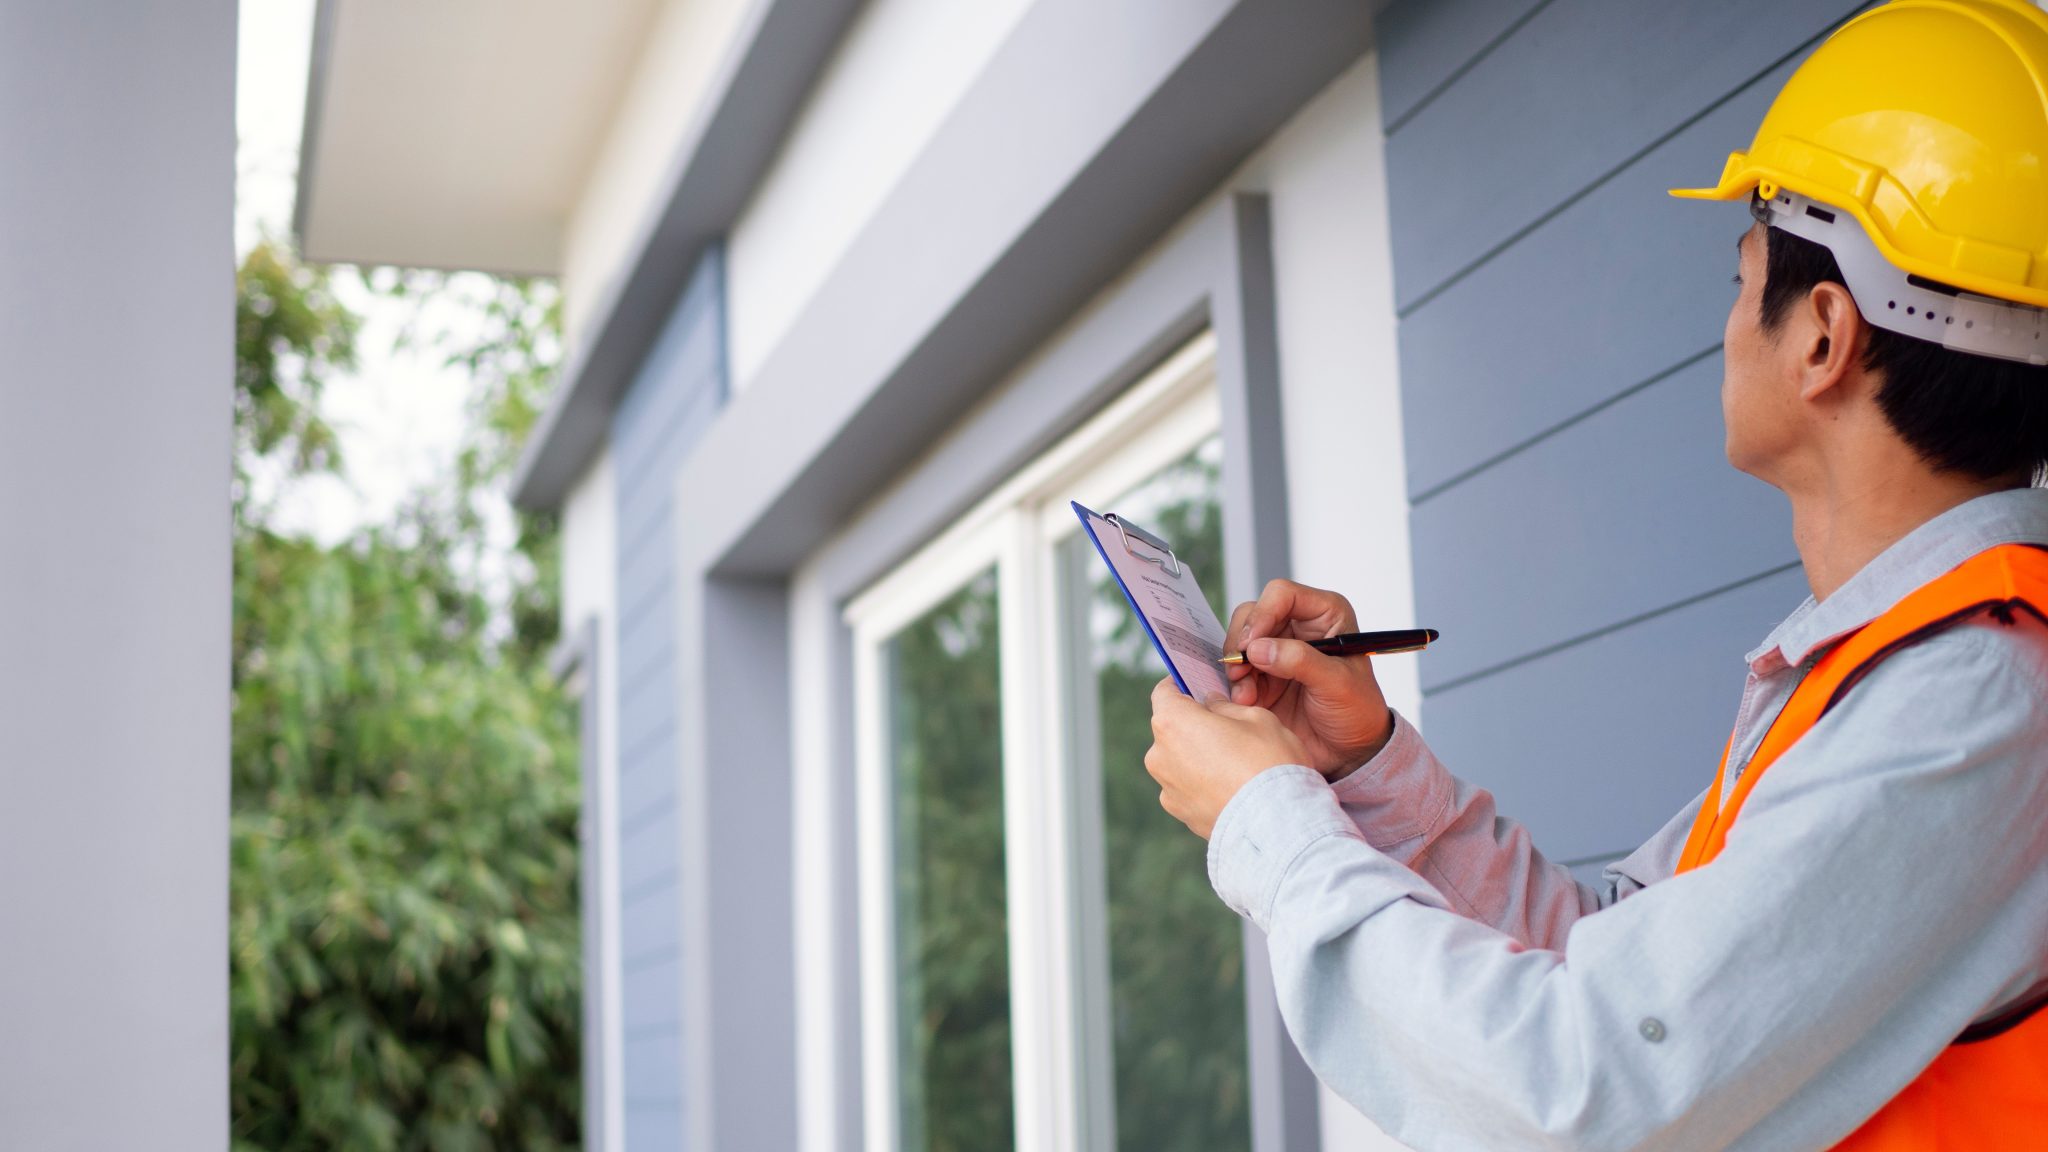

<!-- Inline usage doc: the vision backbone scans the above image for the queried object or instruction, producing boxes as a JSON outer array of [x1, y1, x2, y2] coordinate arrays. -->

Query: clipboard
[[1071, 501, 1233, 701]]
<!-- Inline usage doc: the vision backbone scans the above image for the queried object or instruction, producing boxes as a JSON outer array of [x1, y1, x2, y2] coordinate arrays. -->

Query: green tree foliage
[[234, 242, 356, 505], [229, 240, 582, 1151]]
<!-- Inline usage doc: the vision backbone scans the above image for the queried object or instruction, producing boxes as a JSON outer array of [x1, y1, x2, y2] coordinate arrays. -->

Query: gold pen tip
[[1218, 653, 1247, 666]]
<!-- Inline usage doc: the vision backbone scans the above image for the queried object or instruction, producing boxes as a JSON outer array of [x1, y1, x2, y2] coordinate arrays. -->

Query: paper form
[[1073, 502, 1233, 701]]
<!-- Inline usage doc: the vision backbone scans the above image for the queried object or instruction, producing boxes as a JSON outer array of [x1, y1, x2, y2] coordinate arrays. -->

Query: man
[[1143, 2, 2048, 1147]]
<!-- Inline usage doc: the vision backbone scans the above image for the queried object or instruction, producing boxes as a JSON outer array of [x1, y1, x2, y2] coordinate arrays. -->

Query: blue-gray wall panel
[[622, 1104, 682, 1147], [617, 676, 673, 753], [1395, 58, 1790, 498], [1411, 355, 1794, 689], [618, 607, 679, 702], [620, 810, 680, 895], [617, 726, 675, 803], [622, 874, 683, 963], [1420, 566, 1807, 864], [1384, 0, 1858, 312], [1375, 0, 1547, 131], [623, 1034, 684, 1106], [623, 954, 684, 1031], [614, 272, 725, 474], [619, 523, 680, 609], [611, 248, 726, 1151]]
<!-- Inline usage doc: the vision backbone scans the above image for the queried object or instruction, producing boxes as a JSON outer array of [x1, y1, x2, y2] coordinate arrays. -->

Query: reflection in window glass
[[885, 568, 1014, 1152], [1075, 437, 1250, 1151]]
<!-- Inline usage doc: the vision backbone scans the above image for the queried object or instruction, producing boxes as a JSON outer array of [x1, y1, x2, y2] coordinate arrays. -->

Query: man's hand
[[1145, 678, 1309, 839], [1224, 579, 1395, 780]]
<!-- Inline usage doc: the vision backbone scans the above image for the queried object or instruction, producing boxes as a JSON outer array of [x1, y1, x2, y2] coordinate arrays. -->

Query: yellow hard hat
[[1673, 0, 2048, 335]]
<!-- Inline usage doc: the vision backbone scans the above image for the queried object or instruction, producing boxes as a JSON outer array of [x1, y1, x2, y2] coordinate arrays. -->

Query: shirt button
[[1638, 1017, 1667, 1043]]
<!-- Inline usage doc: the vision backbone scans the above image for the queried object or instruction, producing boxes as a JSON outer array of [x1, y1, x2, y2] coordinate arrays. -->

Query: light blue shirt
[[1207, 488, 2048, 1151]]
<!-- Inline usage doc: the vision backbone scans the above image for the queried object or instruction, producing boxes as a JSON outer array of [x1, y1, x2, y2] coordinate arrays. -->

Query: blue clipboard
[[1071, 501, 1232, 700]]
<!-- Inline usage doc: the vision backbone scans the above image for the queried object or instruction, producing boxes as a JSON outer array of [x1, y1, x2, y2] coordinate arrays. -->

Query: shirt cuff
[[1329, 708, 1422, 796], [1325, 710, 1451, 848], [1207, 763, 1360, 931]]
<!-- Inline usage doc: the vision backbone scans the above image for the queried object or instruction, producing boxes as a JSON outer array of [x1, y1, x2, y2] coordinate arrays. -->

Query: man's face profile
[[1721, 222, 1789, 484]]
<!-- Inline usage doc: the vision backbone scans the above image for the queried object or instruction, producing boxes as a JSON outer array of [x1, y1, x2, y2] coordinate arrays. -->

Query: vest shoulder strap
[[1817, 542, 2048, 720], [1677, 542, 2048, 874]]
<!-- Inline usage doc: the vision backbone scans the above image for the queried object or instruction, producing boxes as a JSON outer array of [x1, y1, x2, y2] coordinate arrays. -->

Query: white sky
[[237, 0, 496, 546]]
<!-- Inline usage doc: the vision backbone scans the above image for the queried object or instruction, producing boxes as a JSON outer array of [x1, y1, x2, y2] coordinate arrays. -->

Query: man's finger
[[1247, 635, 1356, 693], [1151, 677, 1198, 720], [1226, 600, 1257, 647], [1224, 600, 1259, 689], [1202, 696, 1265, 724], [1241, 579, 1355, 650], [1231, 674, 1259, 705]]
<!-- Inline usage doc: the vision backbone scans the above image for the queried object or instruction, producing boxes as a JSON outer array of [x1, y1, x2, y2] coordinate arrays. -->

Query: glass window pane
[[1070, 436, 1250, 1151], [884, 568, 1014, 1152]]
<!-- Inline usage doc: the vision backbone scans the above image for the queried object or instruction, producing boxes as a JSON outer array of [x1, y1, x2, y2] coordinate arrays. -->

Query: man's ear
[[1798, 282, 1864, 402]]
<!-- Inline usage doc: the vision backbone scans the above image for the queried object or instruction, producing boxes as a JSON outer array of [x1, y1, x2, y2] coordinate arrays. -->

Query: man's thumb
[[1247, 636, 1346, 687]]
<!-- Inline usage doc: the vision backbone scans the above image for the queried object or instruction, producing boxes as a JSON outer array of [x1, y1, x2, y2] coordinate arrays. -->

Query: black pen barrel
[[1309, 628, 1439, 656]]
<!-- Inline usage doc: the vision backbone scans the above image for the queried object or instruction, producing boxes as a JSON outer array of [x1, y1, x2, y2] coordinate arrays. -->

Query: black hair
[[1759, 224, 2048, 485]]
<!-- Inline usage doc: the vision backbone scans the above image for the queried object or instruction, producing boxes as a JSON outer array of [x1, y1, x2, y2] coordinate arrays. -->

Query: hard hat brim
[[1667, 150, 1760, 202], [1671, 153, 2048, 311]]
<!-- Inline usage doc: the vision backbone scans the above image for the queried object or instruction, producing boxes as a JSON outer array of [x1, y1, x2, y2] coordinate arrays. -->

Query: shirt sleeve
[[1327, 710, 1666, 949], [1209, 619, 2048, 1151]]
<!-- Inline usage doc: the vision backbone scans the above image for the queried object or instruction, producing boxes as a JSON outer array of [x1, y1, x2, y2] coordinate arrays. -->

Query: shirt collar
[[1746, 487, 2048, 673]]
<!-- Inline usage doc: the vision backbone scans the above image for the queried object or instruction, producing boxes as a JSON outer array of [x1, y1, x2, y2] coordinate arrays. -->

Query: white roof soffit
[[294, 0, 659, 276]]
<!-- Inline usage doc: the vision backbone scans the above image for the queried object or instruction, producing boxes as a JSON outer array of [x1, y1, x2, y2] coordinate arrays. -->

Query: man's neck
[[1788, 462, 2016, 602]]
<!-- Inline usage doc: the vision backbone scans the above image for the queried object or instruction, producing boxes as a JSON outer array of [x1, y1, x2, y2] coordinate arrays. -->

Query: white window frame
[[844, 331, 1222, 1152]]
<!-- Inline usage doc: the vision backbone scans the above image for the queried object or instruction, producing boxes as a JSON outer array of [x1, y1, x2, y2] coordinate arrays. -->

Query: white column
[[0, 3, 235, 1149]]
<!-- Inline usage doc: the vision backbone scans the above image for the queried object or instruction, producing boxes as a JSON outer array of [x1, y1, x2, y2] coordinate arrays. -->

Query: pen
[[1218, 628, 1439, 666]]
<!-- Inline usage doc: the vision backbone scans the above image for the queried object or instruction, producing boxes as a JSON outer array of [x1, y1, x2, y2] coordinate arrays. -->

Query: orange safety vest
[[1676, 543, 2048, 1149]]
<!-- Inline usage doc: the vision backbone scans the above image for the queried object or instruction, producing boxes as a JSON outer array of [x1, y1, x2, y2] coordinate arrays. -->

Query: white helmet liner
[[1755, 188, 2048, 366]]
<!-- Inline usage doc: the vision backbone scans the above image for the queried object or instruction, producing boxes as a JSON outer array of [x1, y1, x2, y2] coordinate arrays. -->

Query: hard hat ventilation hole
[[1803, 205, 1836, 224], [1907, 307, 1917, 315], [1889, 301, 1898, 310]]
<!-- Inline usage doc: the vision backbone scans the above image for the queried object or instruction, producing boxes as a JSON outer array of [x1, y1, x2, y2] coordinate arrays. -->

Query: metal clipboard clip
[[1103, 512, 1181, 578]]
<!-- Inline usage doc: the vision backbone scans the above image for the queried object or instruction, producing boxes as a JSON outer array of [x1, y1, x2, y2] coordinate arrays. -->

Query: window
[[1059, 436, 1249, 1152], [849, 332, 1247, 1151], [885, 568, 1013, 1152]]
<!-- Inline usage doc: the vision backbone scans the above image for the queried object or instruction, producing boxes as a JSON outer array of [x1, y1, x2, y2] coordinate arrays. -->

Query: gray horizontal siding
[[1375, 0, 1545, 131], [1421, 566, 1807, 865], [1396, 54, 1795, 499], [1377, 0, 1855, 866], [1411, 353, 1793, 691], [1386, 0, 1862, 314], [610, 248, 727, 1152]]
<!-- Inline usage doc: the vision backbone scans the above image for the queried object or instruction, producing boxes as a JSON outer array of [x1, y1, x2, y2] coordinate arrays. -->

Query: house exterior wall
[[562, 0, 755, 345], [607, 250, 728, 1151], [549, 3, 1411, 1149], [725, 0, 1036, 390], [0, 3, 234, 1148], [775, 50, 1411, 1150], [1375, 0, 1861, 874]]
